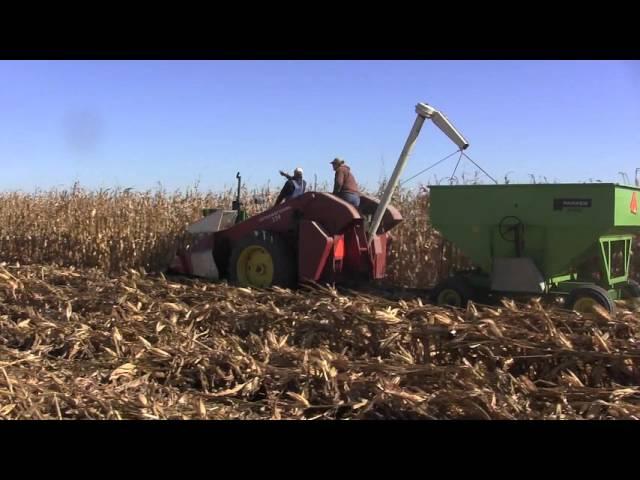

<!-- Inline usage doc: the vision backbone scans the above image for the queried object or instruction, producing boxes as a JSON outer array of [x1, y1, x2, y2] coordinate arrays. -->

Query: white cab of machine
[[190, 251, 220, 279], [183, 209, 238, 280], [187, 209, 238, 234]]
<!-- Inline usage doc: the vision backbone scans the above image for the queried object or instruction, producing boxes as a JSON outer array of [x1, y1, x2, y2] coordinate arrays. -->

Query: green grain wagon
[[429, 183, 640, 313]]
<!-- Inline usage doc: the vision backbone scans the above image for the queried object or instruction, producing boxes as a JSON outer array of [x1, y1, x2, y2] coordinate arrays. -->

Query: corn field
[[1, 182, 639, 287], [0, 182, 463, 287]]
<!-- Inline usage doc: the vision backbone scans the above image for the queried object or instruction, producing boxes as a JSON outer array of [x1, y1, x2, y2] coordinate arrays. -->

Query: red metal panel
[[342, 223, 371, 276], [298, 220, 333, 282], [331, 234, 345, 276], [342, 226, 361, 272], [217, 192, 362, 245], [299, 193, 361, 234], [369, 233, 388, 279], [358, 194, 403, 233], [333, 235, 345, 259]]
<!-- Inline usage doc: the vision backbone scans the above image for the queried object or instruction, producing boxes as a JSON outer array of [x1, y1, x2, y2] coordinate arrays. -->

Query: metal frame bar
[[599, 234, 633, 287]]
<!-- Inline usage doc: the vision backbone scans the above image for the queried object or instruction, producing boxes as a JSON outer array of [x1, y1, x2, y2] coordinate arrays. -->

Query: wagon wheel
[[566, 285, 616, 315], [430, 276, 475, 308]]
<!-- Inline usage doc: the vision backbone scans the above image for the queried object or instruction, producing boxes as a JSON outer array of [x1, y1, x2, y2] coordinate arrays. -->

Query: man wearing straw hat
[[330, 158, 360, 208]]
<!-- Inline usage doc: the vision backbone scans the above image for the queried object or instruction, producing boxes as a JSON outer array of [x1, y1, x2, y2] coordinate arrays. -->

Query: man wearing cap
[[274, 167, 307, 206], [330, 158, 360, 208]]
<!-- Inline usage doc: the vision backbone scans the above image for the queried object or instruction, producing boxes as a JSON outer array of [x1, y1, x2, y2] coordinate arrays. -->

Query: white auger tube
[[367, 103, 469, 243]]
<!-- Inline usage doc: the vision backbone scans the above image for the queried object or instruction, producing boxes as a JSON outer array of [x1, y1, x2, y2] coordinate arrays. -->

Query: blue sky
[[1, 60, 639, 192]]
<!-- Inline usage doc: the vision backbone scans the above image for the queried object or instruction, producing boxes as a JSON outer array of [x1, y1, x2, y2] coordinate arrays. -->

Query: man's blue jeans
[[338, 191, 360, 208]]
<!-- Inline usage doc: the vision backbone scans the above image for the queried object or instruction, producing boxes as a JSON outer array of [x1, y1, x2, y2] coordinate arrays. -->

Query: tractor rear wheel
[[431, 277, 475, 308], [566, 285, 616, 315], [228, 230, 296, 288]]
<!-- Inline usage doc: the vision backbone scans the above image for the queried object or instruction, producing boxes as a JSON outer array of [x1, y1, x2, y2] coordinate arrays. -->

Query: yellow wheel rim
[[236, 245, 274, 288], [437, 289, 463, 307], [573, 297, 598, 313]]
